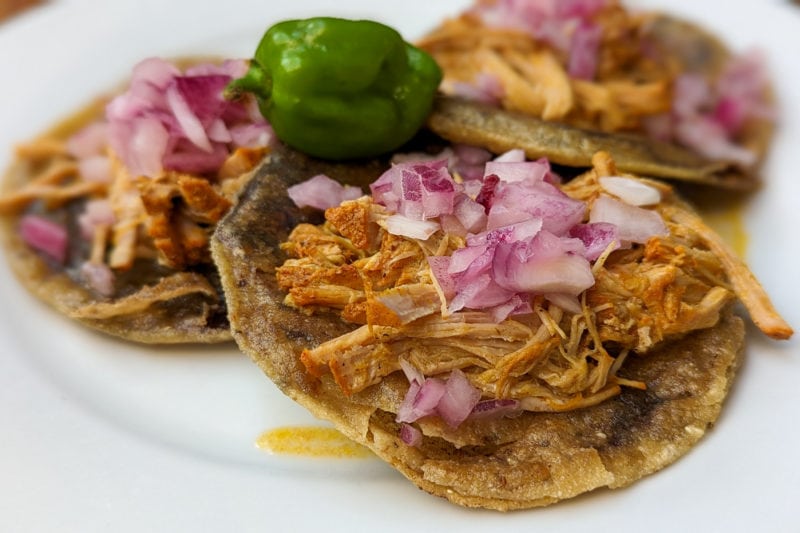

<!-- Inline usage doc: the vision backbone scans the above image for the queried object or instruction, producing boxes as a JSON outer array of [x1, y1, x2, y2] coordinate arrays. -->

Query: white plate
[[1, 1, 798, 531]]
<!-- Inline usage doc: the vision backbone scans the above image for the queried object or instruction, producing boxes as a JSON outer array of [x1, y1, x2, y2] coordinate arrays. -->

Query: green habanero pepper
[[227, 17, 442, 160]]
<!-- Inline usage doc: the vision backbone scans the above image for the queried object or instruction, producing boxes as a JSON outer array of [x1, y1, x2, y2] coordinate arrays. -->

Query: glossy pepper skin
[[228, 17, 442, 160]]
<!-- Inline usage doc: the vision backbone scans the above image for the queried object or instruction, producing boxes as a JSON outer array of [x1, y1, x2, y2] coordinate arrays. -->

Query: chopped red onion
[[287, 174, 363, 211], [674, 115, 757, 167], [77, 156, 112, 184], [599, 176, 661, 206], [77, 199, 115, 240], [166, 82, 213, 152], [484, 160, 549, 183], [106, 57, 271, 177], [229, 123, 274, 149], [590, 195, 668, 244], [568, 21, 602, 80], [399, 423, 422, 446], [80, 262, 115, 297], [67, 122, 109, 159], [372, 161, 457, 221], [472, 0, 608, 80], [453, 194, 487, 233], [427, 256, 457, 300], [488, 180, 585, 234], [19, 215, 68, 263], [395, 362, 483, 430], [492, 231, 595, 296], [396, 377, 446, 423], [399, 358, 425, 386], [385, 215, 440, 240], [447, 73, 505, 105], [436, 369, 482, 428], [492, 148, 526, 163], [568, 222, 619, 261]]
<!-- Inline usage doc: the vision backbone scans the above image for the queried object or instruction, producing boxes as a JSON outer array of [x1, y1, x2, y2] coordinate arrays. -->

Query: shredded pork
[[277, 152, 791, 413], [417, 1, 673, 134]]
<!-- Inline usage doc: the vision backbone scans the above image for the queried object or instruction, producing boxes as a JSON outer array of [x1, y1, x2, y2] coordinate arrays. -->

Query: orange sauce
[[256, 426, 373, 458], [696, 201, 749, 258]]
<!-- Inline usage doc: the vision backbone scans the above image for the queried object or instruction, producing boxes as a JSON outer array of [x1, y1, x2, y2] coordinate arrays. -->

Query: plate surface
[[1, 1, 798, 531]]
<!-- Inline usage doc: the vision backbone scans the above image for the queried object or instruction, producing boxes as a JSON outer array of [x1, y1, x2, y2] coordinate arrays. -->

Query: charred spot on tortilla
[[422, 12, 774, 190], [212, 148, 789, 510]]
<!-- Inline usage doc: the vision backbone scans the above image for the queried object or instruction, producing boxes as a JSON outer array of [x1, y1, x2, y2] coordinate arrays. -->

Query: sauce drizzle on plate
[[256, 426, 373, 459]]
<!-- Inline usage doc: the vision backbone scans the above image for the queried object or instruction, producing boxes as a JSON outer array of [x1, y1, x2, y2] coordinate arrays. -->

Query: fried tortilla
[[0, 56, 279, 344], [211, 148, 776, 510], [423, 13, 774, 190], [0, 101, 232, 343]]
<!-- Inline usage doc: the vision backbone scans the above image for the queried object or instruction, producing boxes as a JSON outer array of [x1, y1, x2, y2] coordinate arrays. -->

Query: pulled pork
[[417, 0, 672, 133], [277, 153, 790, 413]]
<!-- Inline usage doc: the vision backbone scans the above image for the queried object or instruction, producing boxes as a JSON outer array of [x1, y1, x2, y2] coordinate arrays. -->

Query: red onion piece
[[399, 423, 422, 446], [78, 156, 112, 184], [166, 82, 212, 153], [106, 57, 271, 177], [287, 174, 363, 211], [80, 262, 116, 297], [436, 369, 482, 428], [568, 222, 619, 261], [568, 21, 602, 80], [492, 233, 595, 296], [396, 378, 446, 424], [484, 160, 548, 183], [77, 199, 115, 241], [67, 122, 109, 159], [590, 195, 668, 244], [427, 256, 457, 300], [385, 215, 440, 240], [19, 215, 68, 263], [492, 148, 526, 163], [399, 358, 425, 386], [599, 176, 661, 206]]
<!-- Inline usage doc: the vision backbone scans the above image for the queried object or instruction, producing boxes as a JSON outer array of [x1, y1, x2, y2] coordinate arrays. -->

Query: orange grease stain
[[697, 202, 749, 258], [256, 426, 372, 458]]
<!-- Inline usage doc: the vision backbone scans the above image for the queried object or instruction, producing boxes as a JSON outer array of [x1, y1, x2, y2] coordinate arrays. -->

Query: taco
[[419, 2, 774, 189], [212, 145, 791, 510], [0, 57, 272, 343]]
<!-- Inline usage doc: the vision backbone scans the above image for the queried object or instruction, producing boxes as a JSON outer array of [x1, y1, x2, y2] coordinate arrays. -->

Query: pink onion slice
[[106, 57, 271, 177], [67, 122, 109, 159], [396, 378, 446, 424], [19, 214, 68, 263], [568, 222, 619, 261], [371, 161, 457, 221], [80, 261, 116, 297], [77, 199, 115, 241], [399, 423, 422, 446], [590, 195, 668, 244], [436, 369, 482, 428], [287, 174, 363, 211], [396, 362, 483, 430], [77, 156, 112, 184], [385, 215, 440, 240], [166, 82, 213, 153], [598, 176, 661, 206], [568, 21, 602, 80]]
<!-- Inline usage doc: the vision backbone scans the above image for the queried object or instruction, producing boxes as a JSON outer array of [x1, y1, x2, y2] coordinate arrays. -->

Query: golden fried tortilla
[[0, 99, 233, 344], [211, 148, 745, 510]]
